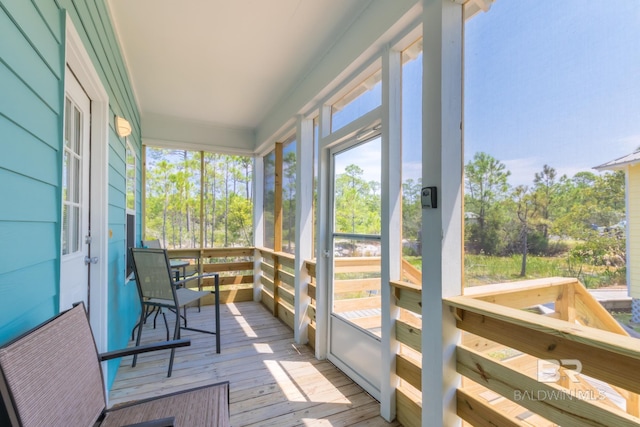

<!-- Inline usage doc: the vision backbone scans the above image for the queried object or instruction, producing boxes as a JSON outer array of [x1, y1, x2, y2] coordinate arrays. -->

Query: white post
[[253, 155, 264, 301], [294, 116, 314, 344], [422, 1, 463, 426], [380, 45, 402, 421]]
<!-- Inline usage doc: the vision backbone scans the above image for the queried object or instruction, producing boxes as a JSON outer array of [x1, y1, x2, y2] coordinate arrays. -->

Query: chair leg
[[131, 305, 153, 340], [215, 274, 221, 353], [131, 320, 139, 341], [132, 309, 145, 367], [162, 311, 170, 341], [167, 308, 181, 377], [183, 306, 188, 328]]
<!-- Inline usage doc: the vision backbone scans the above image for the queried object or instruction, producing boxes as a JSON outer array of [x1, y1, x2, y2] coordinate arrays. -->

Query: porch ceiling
[[106, 0, 372, 144]]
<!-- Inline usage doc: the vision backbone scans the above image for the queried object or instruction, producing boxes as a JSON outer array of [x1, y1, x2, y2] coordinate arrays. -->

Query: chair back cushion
[[0, 304, 105, 427], [131, 248, 176, 302]]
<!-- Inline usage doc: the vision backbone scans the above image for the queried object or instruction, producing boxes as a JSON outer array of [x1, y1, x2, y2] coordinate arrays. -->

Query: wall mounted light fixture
[[115, 116, 132, 137]]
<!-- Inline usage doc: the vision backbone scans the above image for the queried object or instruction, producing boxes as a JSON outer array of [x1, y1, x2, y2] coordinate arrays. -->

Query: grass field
[[405, 254, 626, 289]]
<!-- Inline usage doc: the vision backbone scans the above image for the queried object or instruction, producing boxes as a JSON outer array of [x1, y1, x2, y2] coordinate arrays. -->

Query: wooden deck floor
[[109, 301, 400, 426]]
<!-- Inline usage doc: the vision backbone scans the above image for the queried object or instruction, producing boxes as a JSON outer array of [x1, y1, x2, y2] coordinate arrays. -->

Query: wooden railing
[[165, 248, 640, 425], [305, 259, 317, 349], [446, 277, 640, 426], [257, 248, 296, 329], [391, 280, 423, 427], [166, 247, 254, 304], [304, 256, 386, 339]]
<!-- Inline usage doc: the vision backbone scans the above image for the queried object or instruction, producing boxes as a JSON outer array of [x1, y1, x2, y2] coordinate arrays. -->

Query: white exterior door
[[328, 134, 383, 400], [60, 70, 91, 311]]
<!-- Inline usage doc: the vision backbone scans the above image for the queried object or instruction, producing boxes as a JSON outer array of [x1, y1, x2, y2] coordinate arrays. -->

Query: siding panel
[[109, 204, 126, 226], [1, 0, 62, 78], [0, 8, 60, 110], [96, 0, 139, 125], [0, 297, 57, 345], [0, 61, 59, 145], [0, 261, 58, 335], [0, 222, 57, 275], [83, 0, 135, 123], [0, 114, 58, 184], [0, 170, 57, 222], [33, 0, 63, 43]]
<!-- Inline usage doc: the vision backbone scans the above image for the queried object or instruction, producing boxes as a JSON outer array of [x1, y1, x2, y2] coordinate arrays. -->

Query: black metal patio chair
[[130, 248, 220, 377]]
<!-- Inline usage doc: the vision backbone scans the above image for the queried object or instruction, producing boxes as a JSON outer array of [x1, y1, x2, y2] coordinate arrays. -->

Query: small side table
[[169, 259, 189, 283]]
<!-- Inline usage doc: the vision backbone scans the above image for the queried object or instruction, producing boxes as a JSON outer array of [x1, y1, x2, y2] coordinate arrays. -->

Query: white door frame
[[64, 15, 110, 359]]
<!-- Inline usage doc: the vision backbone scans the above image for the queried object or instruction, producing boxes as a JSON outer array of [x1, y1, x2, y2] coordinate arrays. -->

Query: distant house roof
[[594, 150, 640, 171]]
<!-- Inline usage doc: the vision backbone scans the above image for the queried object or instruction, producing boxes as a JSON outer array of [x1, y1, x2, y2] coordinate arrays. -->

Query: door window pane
[[62, 99, 83, 256]]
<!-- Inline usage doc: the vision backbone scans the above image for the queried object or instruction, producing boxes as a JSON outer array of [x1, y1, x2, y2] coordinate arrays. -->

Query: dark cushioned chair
[[0, 303, 229, 427]]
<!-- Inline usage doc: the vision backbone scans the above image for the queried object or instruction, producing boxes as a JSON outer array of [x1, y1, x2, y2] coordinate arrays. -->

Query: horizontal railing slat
[[396, 319, 421, 353], [456, 388, 524, 427], [333, 296, 380, 313], [446, 296, 640, 396], [397, 353, 421, 392], [457, 345, 639, 427], [334, 278, 380, 294]]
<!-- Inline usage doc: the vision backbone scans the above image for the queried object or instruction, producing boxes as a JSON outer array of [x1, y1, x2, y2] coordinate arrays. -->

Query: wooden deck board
[[109, 301, 399, 426]]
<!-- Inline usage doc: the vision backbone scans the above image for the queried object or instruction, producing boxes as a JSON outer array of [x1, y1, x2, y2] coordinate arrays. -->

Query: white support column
[[294, 116, 314, 344], [422, 1, 463, 426], [315, 104, 332, 359], [253, 155, 265, 302], [380, 46, 402, 422]]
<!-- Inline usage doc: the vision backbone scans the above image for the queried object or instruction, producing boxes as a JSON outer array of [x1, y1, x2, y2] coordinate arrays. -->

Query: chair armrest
[[174, 273, 218, 288], [122, 416, 175, 427], [98, 339, 191, 362]]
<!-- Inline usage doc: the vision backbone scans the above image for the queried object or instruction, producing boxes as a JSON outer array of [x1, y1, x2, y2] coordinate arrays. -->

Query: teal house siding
[[0, 0, 140, 389]]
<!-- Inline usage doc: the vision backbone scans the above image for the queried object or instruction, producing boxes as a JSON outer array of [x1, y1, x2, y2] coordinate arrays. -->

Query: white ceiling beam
[[463, 0, 494, 20]]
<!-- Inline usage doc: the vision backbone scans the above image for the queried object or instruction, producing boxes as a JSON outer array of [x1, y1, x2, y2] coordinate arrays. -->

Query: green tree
[[513, 185, 539, 276], [145, 148, 253, 249], [464, 152, 511, 254], [402, 178, 422, 245], [533, 164, 557, 241], [553, 171, 625, 240], [335, 164, 380, 235]]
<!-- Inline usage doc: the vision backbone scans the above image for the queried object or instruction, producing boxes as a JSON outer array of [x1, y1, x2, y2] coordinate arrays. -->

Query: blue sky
[[465, 0, 640, 187]]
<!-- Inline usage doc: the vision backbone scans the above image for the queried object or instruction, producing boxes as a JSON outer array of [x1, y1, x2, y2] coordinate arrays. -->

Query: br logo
[[537, 359, 582, 383]]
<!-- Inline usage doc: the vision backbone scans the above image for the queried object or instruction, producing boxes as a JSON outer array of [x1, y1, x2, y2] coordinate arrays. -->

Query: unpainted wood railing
[[257, 247, 297, 329], [446, 277, 640, 426], [166, 247, 255, 304], [391, 279, 423, 427], [168, 247, 640, 426]]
